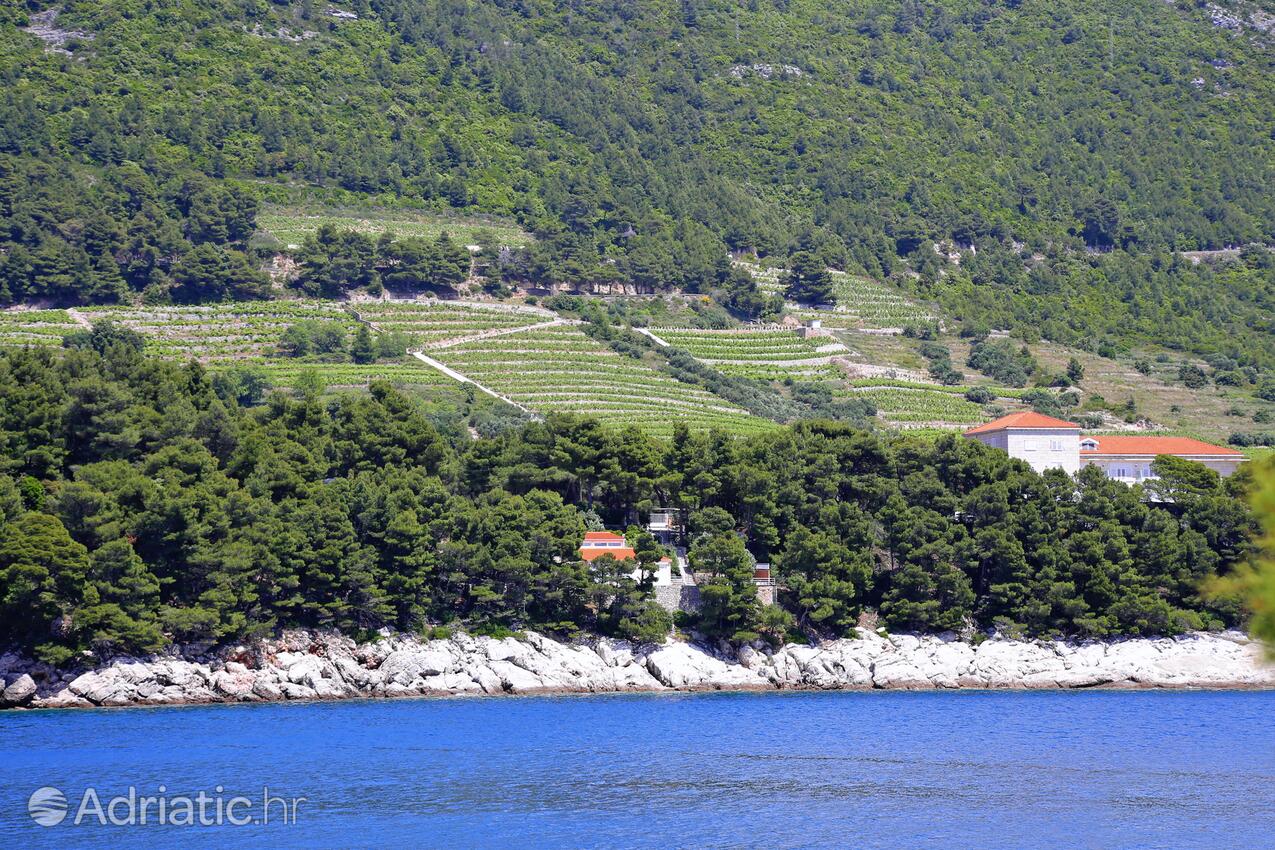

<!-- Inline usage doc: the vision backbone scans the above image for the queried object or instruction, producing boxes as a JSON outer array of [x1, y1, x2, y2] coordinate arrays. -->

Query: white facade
[[967, 427, 1080, 475], [1080, 454, 1244, 483], [628, 557, 676, 587], [966, 415, 1244, 482]]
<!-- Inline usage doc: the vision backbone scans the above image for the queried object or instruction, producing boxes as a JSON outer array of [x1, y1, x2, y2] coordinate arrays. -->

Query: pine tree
[[351, 324, 376, 364]]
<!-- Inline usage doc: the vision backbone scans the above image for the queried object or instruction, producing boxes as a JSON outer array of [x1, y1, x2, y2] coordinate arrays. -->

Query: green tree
[[777, 526, 871, 636], [75, 539, 164, 655], [690, 532, 760, 641], [0, 513, 90, 663], [784, 252, 835, 305], [1066, 357, 1084, 383], [351, 324, 376, 364]]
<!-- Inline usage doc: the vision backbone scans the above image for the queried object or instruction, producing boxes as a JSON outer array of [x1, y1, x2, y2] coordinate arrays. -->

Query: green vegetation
[[0, 343, 1258, 662], [431, 323, 776, 437], [257, 206, 530, 251], [749, 265, 935, 329], [851, 387, 986, 425], [1, 0, 1271, 377], [1221, 460, 1275, 651], [653, 328, 847, 379]]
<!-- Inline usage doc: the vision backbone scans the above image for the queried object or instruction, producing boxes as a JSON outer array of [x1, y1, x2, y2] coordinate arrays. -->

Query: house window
[[1050, 440, 1063, 451], [1023, 439, 1039, 451]]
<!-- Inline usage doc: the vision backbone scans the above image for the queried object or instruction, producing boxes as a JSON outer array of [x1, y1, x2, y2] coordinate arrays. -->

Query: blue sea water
[[1, 690, 1273, 849]]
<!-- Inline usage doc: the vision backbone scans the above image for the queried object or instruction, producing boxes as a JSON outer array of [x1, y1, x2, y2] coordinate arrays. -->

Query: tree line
[[0, 336, 1257, 664]]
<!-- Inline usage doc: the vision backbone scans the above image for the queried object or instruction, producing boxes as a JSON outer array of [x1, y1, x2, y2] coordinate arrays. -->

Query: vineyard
[[0, 310, 82, 347], [0, 298, 1032, 437], [248, 361, 450, 390], [77, 302, 358, 361], [846, 378, 1029, 399], [430, 324, 776, 437], [652, 327, 849, 379], [353, 300, 555, 348], [743, 263, 935, 329], [849, 386, 987, 426], [257, 206, 531, 251]]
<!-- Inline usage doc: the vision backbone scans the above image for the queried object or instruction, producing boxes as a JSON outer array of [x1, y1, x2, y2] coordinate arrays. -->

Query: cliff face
[[2, 629, 1272, 710]]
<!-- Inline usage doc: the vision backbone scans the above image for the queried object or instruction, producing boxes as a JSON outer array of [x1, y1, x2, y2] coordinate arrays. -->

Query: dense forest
[[1, 0, 1273, 366], [0, 334, 1257, 663]]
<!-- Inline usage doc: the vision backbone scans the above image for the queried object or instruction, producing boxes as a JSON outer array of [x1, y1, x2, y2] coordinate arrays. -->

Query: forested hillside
[[0, 336, 1257, 662], [2, 0, 1273, 365]]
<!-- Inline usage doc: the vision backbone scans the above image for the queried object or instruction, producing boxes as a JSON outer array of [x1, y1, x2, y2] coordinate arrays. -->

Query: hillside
[[1, 0, 1273, 373]]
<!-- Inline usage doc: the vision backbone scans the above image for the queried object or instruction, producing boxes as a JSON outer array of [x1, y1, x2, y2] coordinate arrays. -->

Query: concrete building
[[965, 413, 1245, 481], [578, 531, 634, 561], [963, 412, 1082, 475], [1078, 435, 1245, 483], [579, 530, 677, 589]]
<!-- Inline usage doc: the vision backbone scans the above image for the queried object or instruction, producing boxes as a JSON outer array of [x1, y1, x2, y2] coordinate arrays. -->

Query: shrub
[[1178, 364, 1209, 388], [964, 387, 994, 404], [967, 339, 1035, 386]]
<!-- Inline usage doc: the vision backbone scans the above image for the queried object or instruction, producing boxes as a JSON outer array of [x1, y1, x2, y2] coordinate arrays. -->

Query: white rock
[[644, 642, 768, 689], [2, 674, 37, 705], [470, 666, 504, 695], [488, 659, 548, 693], [379, 648, 453, 684]]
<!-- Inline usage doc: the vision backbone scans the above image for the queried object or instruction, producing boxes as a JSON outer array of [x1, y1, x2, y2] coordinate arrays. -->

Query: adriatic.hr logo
[[27, 786, 68, 826], [23, 784, 305, 827]]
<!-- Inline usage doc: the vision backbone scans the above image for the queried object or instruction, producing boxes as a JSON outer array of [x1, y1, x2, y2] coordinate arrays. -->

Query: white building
[[965, 413, 1245, 481], [963, 412, 1081, 475], [579, 530, 676, 587], [1078, 435, 1245, 483]]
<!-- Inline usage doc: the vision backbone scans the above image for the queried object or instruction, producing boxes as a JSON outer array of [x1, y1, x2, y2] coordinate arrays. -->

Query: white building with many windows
[[1078, 435, 1245, 483], [965, 413, 1245, 481], [963, 412, 1082, 475]]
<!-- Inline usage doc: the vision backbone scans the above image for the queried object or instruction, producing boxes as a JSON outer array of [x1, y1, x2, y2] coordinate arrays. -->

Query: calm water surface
[[1, 690, 1272, 848]]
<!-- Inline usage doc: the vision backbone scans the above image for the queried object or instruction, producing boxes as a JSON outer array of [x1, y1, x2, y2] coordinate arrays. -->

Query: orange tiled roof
[[964, 411, 1079, 436], [582, 531, 625, 543], [580, 547, 636, 562], [1079, 435, 1243, 457]]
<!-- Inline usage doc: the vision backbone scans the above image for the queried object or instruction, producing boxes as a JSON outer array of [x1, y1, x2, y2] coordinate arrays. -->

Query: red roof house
[[963, 411, 1080, 436], [579, 531, 635, 562]]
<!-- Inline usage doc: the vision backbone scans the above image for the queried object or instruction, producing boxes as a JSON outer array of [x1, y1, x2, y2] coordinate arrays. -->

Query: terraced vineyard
[[431, 324, 775, 436], [354, 301, 554, 348], [743, 263, 935, 329], [249, 361, 450, 390], [848, 386, 987, 426], [257, 206, 531, 250], [78, 302, 358, 362], [653, 327, 849, 380], [0, 310, 82, 346]]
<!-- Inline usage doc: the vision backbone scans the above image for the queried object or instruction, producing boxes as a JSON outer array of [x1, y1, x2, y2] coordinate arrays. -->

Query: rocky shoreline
[[2, 628, 1272, 710]]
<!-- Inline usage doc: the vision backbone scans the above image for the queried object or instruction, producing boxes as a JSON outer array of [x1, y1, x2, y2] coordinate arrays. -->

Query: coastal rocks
[[1, 673, 36, 706], [643, 642, 767, 690], [3, 628, 1272, 710]]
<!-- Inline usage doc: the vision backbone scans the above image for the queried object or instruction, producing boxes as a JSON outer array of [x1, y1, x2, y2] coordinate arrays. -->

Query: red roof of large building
[[581, 547, 636, 562], [582, 531, 626, 544], [1079, 435, 1243, 457], [964, 411, 1079, 436], [580, 530, 634, 561]]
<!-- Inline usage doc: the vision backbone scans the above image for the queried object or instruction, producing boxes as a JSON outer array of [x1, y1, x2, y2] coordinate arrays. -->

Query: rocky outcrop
[[1, 628, 1270, 710]]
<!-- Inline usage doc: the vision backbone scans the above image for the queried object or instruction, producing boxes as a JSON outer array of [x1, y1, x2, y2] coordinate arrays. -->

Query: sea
[[2, 690, 1272, 849]]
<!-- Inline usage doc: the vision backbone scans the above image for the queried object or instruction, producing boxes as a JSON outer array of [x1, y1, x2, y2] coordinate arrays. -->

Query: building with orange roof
[[1079, 435, 1244, 483], [964, 412, 1245, 482], [578, 531, 635, 562], [963, 412, 1082, 474], [579, 530, 681, 589]]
